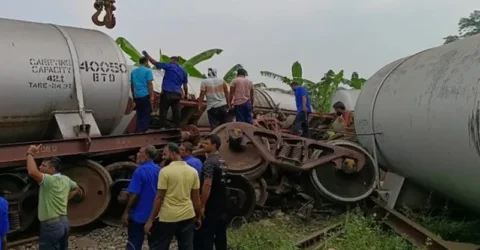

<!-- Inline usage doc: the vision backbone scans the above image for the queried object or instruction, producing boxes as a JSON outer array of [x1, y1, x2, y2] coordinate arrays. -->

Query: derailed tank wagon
[[355, 33, 480, 214]]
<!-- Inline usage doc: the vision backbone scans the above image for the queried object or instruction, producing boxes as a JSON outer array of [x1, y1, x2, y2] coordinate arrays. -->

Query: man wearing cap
[[229, 68, 254, 124], [142, 51, 189, 129], [197, 68, 230, 130]]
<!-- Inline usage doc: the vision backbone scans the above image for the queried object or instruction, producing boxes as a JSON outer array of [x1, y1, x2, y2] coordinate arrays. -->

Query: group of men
[[0, 135, 228, 250], [122, 135, 228, 250], [131, 50, 258, 132], [131, 50, 316, 137]]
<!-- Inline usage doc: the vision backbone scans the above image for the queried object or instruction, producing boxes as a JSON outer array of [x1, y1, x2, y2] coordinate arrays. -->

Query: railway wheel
[[226, 174, 256, 219], [63, 160, 112, 227], [211, 122, 270, 179], [251, 178, 268, 206], [0, 174, 37, 233], [309, 140, 379, 203], [101, 161, 137, 227]]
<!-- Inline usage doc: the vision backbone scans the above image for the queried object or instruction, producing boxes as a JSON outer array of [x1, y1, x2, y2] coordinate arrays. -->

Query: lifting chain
[[91, 0, 117, 29]]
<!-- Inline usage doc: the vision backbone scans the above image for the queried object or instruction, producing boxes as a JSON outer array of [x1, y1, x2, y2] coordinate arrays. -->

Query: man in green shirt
[[26, 144, 79, 250]]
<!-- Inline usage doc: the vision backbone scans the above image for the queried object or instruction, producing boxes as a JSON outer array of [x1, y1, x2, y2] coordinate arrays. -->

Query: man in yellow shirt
[[144, 143, 202, 250]]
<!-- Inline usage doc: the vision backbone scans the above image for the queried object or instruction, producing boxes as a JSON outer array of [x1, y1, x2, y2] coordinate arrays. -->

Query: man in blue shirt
[[122, 145, 160, 250], [142, 51, 189, 129], [0, 189, 8, 250], [291, 82, 312, 138], [180, 142, 203, 176], [131, 57, 155, 133]]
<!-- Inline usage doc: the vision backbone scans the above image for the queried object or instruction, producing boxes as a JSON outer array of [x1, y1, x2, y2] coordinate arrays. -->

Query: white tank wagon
[[354, 34, 480, 213], [0, 18, 130, 143]]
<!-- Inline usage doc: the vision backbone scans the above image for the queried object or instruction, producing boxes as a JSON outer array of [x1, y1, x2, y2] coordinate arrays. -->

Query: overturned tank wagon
[[355, 33, 480, 213]]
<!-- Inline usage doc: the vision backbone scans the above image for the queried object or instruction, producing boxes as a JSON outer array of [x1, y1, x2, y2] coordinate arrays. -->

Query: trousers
[[127, 218, 148, 250], [158, 91, 182, 128], [193, 214, 227, 250], [148, 218, 194, 250], [293, 111, 309, 138], [135, 95, 152, 133], [39, 216, 69, 250], [234, 101, 253, 124], [207, 105, 228, 130]]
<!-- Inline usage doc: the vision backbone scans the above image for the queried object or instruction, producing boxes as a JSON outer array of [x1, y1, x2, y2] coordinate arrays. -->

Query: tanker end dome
[[0, 18, 130, 143], [354, 33, 480, 213]]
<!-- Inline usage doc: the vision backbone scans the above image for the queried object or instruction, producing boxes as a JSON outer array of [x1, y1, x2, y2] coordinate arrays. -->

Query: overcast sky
[[1, 0, 477, 89]]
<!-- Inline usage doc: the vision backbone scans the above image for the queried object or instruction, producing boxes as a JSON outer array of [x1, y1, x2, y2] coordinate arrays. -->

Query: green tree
[[444, 10, 480, 44], [115, 37, 223, 78], [260, 61, 315, 85]]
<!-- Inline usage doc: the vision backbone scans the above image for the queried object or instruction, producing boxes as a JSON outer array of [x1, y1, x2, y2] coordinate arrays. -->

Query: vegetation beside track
[[402, 204, 480, 245], [227, 209, 419, 250]]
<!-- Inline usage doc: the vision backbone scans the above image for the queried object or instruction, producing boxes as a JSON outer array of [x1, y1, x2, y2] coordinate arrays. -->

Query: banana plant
[[158, 48, 223, 78], [260, 61, 315, 86], [116, 37, 142, 65], [115, 37, 223, 78], [253, 82, 294, 94], [341, 72, 367, 89], [223, 64, 243, 83], [304, 70, 345, 112]]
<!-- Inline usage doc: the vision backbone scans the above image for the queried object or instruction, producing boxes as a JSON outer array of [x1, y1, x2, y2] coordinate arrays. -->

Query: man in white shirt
[[197, 68, 230, 130]]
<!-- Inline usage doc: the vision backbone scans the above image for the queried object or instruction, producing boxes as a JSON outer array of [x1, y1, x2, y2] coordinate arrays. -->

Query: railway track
[[295, 198, 480, 250], [7, 236, 39, 248], [6, 223, 109, 249], [296, 222, 344, 250], [8, 199, 480, 250]]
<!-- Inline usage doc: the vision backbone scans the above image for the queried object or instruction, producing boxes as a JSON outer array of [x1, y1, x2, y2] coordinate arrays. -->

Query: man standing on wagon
[[229, 68, 254, 124], [290, 81, 312, 138], [131, 56, 155, 133], [142, 51, 189, 129]]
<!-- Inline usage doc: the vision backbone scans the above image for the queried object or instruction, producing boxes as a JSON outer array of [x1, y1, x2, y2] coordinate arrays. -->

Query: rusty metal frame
[[224, 123, 365, 172], [0, 129, 196, 166]]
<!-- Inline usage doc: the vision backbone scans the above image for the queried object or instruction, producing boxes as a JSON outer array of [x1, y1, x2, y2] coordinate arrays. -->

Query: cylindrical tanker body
[[355, 34, 480, 213], [0, 18, 130, 143]]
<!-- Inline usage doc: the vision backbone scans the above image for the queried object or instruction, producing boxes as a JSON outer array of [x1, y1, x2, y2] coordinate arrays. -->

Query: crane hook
[[91, 0, 117, 29]]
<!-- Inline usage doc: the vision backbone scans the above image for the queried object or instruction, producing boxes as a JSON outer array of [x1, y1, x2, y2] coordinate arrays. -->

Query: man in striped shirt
[[197, 68, 230, 130]]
